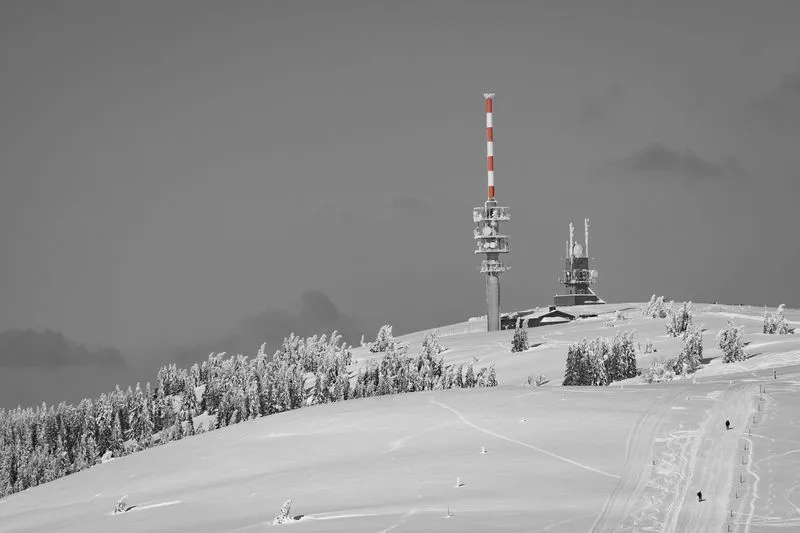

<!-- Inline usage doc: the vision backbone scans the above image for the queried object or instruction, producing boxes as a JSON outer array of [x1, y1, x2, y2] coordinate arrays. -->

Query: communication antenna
[[473, 93, 510, 331]]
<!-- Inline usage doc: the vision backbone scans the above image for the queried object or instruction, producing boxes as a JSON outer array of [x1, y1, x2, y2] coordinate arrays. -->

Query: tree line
[[0, 327, 496, 498]]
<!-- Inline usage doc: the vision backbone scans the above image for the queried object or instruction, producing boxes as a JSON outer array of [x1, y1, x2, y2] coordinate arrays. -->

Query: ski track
[[430, 399, 619, 479], [732, 379, 800, 532], [590, 388, 686, 533], [385, 423, 452, 453], [531, 513, 597, 532]]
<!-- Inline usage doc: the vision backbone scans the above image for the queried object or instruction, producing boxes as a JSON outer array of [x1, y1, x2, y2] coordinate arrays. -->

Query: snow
[[1, 302, 799, 532]]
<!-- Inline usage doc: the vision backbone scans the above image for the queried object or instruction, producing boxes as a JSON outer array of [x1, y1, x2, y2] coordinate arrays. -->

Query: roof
[[502, 308, 576, 321]]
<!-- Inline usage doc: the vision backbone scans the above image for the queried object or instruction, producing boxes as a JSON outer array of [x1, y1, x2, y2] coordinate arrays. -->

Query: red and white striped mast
[[485, 93, 495, 200], [473, 93, 510, 332]]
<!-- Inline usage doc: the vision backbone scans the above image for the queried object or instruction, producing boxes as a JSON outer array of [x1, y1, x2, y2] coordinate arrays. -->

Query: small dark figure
[[774, 370, 777, 380], [725, 420, 730, 430], [697, 491, 704, 502]]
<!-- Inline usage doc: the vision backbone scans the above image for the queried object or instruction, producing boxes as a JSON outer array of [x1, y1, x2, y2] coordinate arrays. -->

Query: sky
[[1, 0, 799, 408]]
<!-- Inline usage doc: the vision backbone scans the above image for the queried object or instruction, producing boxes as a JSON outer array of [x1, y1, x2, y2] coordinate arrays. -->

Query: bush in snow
[[273, 499, 294, 524], [511, 321, 529, 353], [526, 374, 549, 386], [763, 304, 794, 335], [666, 301, 693, 337], [638, 339, 656, 354], [717, 320, 746, 363], [642, 295, 669, 319], [642, 358, 676, 383], [114, 495, 129, 514], [369, 325, 394, 353]]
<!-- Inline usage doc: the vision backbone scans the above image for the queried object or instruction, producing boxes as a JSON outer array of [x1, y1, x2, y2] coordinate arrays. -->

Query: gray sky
[[2, 0, 799, 407]]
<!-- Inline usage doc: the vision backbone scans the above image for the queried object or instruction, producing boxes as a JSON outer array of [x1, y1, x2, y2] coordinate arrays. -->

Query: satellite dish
[[573, 243, 584, 257], [482, 225, 493, 236], [590, 270, 598, 279]]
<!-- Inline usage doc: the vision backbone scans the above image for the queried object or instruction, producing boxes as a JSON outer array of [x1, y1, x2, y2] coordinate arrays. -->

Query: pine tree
[[666, 301, 693, 337], [485, 364, 498, 387], [127, 383, 154, 448], [172, 414, 183, 441], [511, 322, 529, 353], [369, 325, 394, 353], [85, 434, 98, 466], [464, 364, 476, 387], [674, 325, 703, 375], [110, 411, 124, 457], [183, 412, 195, 437], [718, 320, 745, 363], [586, 338, 609, 386]]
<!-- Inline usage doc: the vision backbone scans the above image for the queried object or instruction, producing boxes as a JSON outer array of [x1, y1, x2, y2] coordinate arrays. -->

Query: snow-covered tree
[[666, 301, 693, 337], [717, 320, 746, 363], [127, 383, 153, 448], [642, 294, 669, 319], [511, 321, 529, 353], [674, 325, 703, 375], [763, 304, 794, 335], [369, 325, 394, 353]]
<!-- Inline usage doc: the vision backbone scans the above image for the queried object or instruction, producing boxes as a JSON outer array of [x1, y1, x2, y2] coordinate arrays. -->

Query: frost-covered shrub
[[763, 304, 794, 335], [114, 495, 129, 514], [642, 358, 676, 383], [369, 325, 394, 353], [639, 340, 656, 354], [273, 499, 294, 525], [526, 374, 549, 386], [717, 320, 746, 363], [666, 301, 693, 337], [674, 325, 703, 375], [643, 295, 669, 319], [511, 322, 529, 353]]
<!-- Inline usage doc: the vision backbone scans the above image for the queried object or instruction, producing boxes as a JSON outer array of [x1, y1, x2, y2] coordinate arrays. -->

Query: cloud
[[166, 290, 364, 367], [610, 142, 748, 181], [747, 66, 800, 135], [579, 83, 625, 125], [0, 329, 126, 368]]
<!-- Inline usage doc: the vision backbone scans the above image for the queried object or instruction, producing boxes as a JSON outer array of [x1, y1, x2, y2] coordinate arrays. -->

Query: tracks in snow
[[430, 399, 619, 479], [590, 387, 687, 533]]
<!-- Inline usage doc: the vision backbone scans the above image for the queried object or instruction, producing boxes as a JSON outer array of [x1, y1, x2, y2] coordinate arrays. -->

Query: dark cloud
[[610, 143, 748, 181], [747, 67, 800, 135], [166, 290, 364, 367], [578, 83, 625, 125], [0, 329, 126, 368]]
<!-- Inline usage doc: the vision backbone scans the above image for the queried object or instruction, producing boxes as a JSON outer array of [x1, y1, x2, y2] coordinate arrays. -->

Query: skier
[[725, 420, 730, 430], [697, 491, 703, 502]]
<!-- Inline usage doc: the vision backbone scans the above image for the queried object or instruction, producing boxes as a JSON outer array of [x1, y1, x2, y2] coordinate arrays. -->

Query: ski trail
[[385, 423, 453, 453], [430, 399, 619, 479], [590, 388, 686, 532]]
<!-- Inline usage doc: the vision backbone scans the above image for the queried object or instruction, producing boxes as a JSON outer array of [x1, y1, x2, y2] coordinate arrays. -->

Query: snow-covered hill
[[1, 302, 799, 533]]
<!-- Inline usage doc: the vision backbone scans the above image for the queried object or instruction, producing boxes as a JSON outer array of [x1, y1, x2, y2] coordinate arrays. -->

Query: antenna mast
[[473, 93, 510, 331]]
